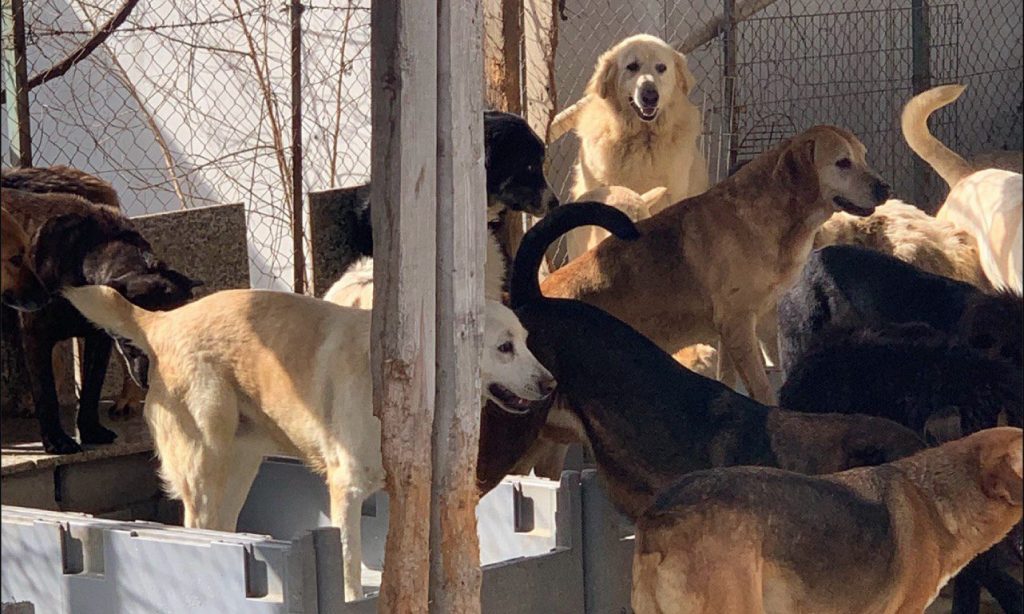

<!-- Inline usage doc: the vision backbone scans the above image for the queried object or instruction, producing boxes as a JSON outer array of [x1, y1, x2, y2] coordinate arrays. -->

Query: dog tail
[[901, 84, 974, 188], [509, 202, 639, 308], [63, 285, 158, 354]]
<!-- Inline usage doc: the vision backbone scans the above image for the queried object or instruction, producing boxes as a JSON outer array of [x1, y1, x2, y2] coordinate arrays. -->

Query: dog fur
[[1, 208, 48, 312], [508, 203, 923, 521], [64, 285, 554, 600], [902, 84, 1023, 293], [1, 189, 198, 453], [564, 185, 667, 262], [632, 427, 1023, 614], [543, 125, 891, 405], [778, 245, 1023, 374], [815, 199, 991, 289], [571, 34, 708, 206]]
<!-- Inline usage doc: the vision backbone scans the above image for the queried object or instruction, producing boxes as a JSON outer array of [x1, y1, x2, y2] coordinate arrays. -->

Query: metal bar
[[290, 0, 306, 294], [2, 0, 33, 166], [911, 0, 932, 204], [722, 0, 738, 171]]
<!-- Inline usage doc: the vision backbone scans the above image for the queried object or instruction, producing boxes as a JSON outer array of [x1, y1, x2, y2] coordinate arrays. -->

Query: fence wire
[[547, 0, 1022, 210], [3, 0, 1021, 289], [3, 0, 371, 290]]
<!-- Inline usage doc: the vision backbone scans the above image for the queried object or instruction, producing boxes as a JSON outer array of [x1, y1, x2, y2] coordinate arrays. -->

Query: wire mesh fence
[[2, 0, 371, 290], [546, 0, 1022, 210], [3, 0, 1021, 289]]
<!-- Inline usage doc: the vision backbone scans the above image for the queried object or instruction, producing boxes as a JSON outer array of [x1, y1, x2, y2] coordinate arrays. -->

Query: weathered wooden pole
[[370, 0, 439, 610], [371, 0, 486, 610], [430, 0, 486, 609]]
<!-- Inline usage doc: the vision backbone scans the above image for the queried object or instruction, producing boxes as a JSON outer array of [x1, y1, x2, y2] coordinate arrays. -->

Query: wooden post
[[370, 0, 438, 610], [2, 0, 32, 166], [290, 0, 306, 293], [430, 0, 486, 608]]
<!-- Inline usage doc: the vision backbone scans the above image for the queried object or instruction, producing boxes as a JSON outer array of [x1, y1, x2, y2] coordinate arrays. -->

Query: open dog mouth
[[833, 196, 876, 217], [488, 383, 543, 415], [629, 99, 659, 122]]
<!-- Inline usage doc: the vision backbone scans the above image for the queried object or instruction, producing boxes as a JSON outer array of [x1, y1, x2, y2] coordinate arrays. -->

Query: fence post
[[290, 0, 306, 293], [2, 0, 32, 166], [370, 0, 438, 609], [911, 0, 932, 205], [721, 0, 738, 172], [430, 0, 487, 608]]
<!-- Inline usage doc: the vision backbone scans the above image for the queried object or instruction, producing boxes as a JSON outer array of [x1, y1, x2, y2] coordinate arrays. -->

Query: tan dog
[[632, 427, 1023, 614], [902, 84, 1023, 293], [571, 34, 708, 204], [64, 285, 554, 600], [544, 125, 890, 404], [0, 208, 48, 311], [815, 198, 991, 289]]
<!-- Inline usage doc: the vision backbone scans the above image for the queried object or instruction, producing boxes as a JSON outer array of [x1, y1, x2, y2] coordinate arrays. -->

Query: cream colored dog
[[64, 285, 554, 601], [571, 34, 709, 204], [903, 84, 1023, 292], [815, 199, 991, 289], [564, 185, 667, 261]]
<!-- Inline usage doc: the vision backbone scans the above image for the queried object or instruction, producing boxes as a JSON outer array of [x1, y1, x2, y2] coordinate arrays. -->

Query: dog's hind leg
[[215, 434, 268, 532], [327, 466, 367, 601], [77, 332, 118, 445]]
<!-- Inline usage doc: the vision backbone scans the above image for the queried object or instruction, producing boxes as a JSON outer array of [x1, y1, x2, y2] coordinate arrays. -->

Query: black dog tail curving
[[509, 202, 639, 309]]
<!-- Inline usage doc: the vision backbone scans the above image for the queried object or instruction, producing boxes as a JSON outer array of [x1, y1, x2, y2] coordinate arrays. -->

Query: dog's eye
[[655, 63, 667, 74], [626, 62, 639, 72], [835, 158, 852, 169], [498, 341, 514, 354]]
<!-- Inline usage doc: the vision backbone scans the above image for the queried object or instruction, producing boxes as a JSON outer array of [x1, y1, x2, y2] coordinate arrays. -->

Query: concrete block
[[308, 185, 370, 297]]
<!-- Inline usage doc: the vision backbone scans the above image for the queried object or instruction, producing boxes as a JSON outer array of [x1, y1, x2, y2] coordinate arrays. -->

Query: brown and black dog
[[633, 427, 1023, 614], [508, 203, 923, 520], [1, 182, 199, 454], [1, 208, 48, 311]]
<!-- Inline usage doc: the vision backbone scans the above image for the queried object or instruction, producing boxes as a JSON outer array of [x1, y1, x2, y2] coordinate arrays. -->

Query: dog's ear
[[981, 437, 1023, 506], [589, 50, 619, 100], [31, 213, 98, 286], [773, 138, 820, 202], [673, 51, 696, 96]]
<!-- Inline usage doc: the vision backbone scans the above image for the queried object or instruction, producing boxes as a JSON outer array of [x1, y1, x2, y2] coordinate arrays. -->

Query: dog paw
[[42, 431, 83, 455], [108, 401, 139, 422], [79, 423, 118, 445]]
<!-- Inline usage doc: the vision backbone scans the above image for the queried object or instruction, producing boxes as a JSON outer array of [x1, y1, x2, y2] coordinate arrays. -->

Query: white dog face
[[482, 300, 556, 414], [589, 34, 695, 123]]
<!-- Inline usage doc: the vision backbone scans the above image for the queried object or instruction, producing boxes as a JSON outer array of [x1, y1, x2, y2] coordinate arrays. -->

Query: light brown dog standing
[[632, 427, 1023, 614], [543, 125, 890, 404]]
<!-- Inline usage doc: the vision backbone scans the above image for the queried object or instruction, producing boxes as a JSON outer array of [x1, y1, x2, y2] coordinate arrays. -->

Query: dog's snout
[[537, 375, 557, 397], [639, 86, 659, 108], [872, 180, 892, 203]]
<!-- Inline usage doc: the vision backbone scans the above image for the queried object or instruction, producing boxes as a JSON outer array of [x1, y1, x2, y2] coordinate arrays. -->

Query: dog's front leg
[[78, 332, 117, 445], [717, 312, 777, 405], [328, 471, 366, 601], [19, 313, 81, 454]]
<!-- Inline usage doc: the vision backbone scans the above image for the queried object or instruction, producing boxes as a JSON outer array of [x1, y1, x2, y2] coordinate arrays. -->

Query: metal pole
[[290, 0, 306, 293], [911, 0, 932, 205], [2, 0, 33, 166], [722, 0, 738, 172]]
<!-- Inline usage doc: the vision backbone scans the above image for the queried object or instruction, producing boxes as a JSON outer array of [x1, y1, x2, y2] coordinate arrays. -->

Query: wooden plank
[[430, 0, 486, 609], [370, 0, 438, 610]]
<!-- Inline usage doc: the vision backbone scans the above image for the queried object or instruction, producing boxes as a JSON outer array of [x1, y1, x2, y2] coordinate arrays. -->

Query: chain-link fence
[[2, 0, 371, 290], [547, 0, 1023, 210]]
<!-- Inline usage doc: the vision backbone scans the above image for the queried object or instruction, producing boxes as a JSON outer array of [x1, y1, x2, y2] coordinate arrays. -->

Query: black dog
[[779, 244, 1023, 372], [14, 203, 199, 454], [338, 110, 558, 276], [780, 324, 1023, 435], [508, 203, 924, 520]]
